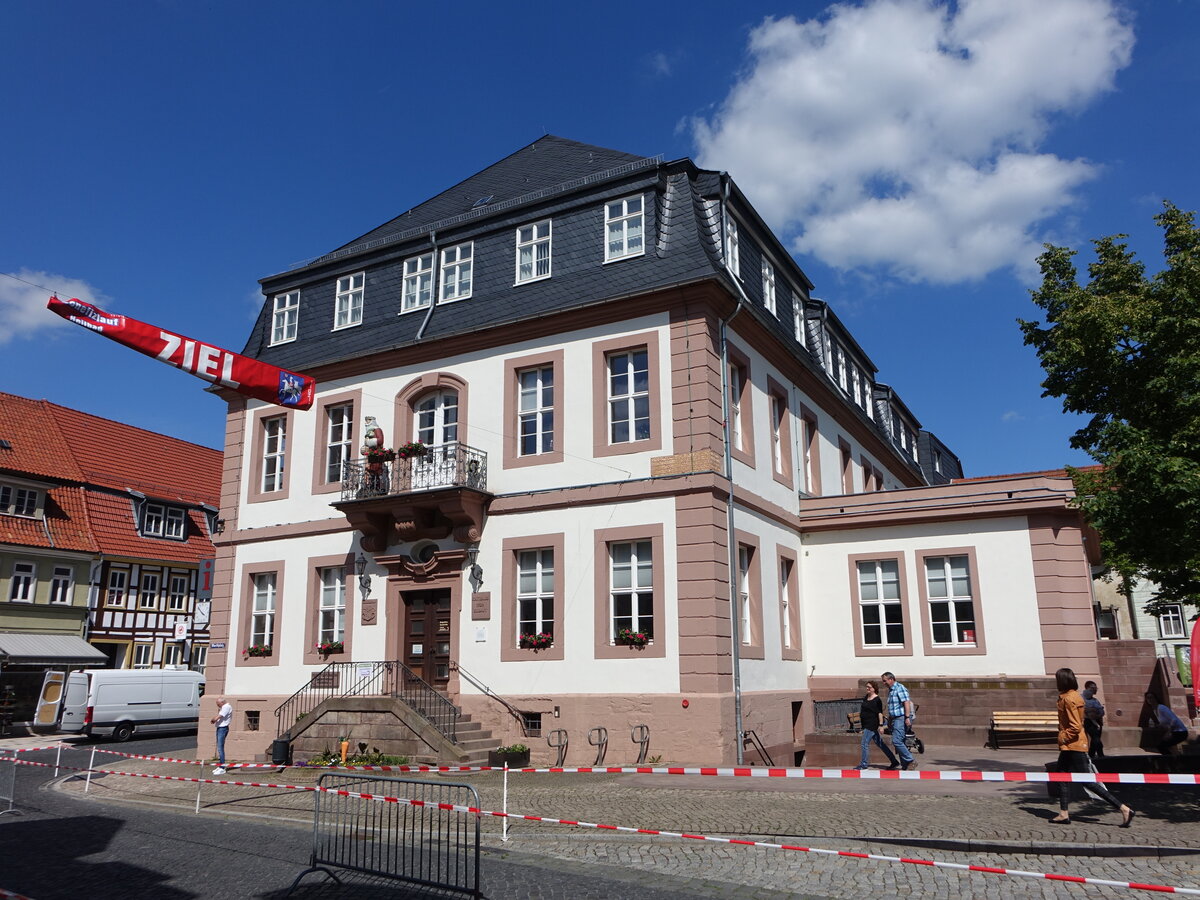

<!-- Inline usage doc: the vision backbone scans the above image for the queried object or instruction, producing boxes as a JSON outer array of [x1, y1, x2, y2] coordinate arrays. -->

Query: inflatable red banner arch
[[47, 297, 315, 410]]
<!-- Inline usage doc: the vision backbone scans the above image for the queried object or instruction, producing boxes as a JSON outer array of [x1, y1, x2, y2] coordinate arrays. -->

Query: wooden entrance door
[[402, 589, 452, 687]]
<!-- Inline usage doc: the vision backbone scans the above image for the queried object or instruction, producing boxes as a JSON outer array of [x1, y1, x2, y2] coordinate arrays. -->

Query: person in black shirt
[[856, 680, 899, 770]]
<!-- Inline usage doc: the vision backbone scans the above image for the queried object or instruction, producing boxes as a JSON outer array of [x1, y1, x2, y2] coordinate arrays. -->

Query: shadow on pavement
[[0, 814, 194, 899]]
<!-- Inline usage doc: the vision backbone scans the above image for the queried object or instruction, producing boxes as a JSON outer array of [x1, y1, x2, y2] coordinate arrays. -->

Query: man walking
[[211, 696, 232, 776], [882, 671, 917, 770]]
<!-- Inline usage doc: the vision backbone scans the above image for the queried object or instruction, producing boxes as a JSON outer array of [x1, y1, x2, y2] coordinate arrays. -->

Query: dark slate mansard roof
[[244, 135, 953, 482]]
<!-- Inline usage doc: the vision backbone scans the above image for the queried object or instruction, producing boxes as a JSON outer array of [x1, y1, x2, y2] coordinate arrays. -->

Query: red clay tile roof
[[951, 464, 1102, 483], [84, 491, 213, 562], [1, 391, 219, 559], [0, 393, 87, 482]]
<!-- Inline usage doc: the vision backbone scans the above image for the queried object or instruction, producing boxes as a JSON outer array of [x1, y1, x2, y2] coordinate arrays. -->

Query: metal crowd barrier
[[0, 751, 16, 816], [287, 774, 481, 898]]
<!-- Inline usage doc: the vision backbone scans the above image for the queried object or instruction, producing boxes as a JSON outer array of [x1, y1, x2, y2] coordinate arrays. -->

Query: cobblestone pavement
[[6, 738, 1200, 899]]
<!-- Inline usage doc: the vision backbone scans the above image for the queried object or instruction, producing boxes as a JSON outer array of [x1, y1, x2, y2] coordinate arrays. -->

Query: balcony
[[332, 442, 491, 550]]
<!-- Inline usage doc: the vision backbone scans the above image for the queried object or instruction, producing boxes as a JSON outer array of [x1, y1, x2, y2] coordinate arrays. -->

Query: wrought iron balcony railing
[[340, 442, 488, 502]]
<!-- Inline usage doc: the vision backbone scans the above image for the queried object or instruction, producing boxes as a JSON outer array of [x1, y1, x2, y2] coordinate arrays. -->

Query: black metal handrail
[[275, 659, 459, 744], [340, 442, 488, 502], [453, 661, 529, 736]]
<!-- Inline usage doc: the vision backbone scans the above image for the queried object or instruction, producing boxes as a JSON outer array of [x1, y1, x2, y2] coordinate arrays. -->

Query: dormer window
[[142, 502, 188, 540], [0, 483, 38, 518], [271, 291, 299, 345]]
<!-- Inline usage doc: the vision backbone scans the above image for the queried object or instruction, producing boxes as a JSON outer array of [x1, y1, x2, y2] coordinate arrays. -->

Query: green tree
[[1020, 203, 1200, 614]]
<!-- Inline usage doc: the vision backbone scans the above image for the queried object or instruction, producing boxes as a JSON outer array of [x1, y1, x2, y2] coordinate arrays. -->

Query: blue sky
[[3, 0, 1197, 478]]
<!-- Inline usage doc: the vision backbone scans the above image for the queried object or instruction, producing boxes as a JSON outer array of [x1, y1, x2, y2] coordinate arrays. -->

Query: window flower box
[[519, 632, 553, 650], [315, 641, 344, 656], [396, 441, 427, 459], [245, 644, 272, 658], [616, 628, 650, 649]]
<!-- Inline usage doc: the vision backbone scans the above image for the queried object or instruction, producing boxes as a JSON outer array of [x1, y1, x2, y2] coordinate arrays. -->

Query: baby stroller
[[884, 704, 926, 754]]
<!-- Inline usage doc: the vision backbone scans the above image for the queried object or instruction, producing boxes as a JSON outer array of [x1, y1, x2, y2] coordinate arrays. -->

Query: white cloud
[[693, 0, 1134, 284], [0, 270, 108, 345], [1001, 410, 1025, 423]]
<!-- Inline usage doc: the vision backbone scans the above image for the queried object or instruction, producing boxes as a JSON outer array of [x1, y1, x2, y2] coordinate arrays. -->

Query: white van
[[59, 668, 205, 742]]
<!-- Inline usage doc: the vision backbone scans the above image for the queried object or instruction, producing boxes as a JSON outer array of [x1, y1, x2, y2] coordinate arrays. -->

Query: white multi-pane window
[[251, 573, 277, 647], [724, 217, 740, 277], [139, 571, 160, 609], [1158, 604, 1186, 639], [106, 569, 128, 607], [271, 291, 299, 345], [9, 562, 34, 602], [191, 645, 208, 673], [518, 366, 555, 456], [402, 253, 434, 312], [800, 417, 817, 494], [738, 545, 752, 645], [761, 259, 776, 315], [515, 220, 551, 283], [440, 243, 473, 301], [325, 403, 354, 483], [334, 272, 365, 329], [793, 298, 807, 346], [261, 416, 287, 493], [770, 394, 785, 475], [143, 504, 163, 536], [925, 555, 976, 645], [162, 643, 184, 667], [851, 365, 862, 408], [610, 540, 653, 640], [319, 566, 346, 644], [605, 196, 644, 261], [517, 548, 555, 640], [0, 484, 38, 517], [729, 365, 746, 451], [857, 559, 904, 647], [414, 391, 459, 446], [607, 349, 650, 444], [168, 573, 189, 611], [49, 566, 73, 604], [133, 643, 154, 669], [164, 507, 186, 539], [780, 558, 794, 649]]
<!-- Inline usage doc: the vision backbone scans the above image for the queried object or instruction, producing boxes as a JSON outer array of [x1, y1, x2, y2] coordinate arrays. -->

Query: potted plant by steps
[[488, 743, 530, 767]]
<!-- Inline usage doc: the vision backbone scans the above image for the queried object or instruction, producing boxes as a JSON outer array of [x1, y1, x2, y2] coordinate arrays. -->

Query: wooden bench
[[989, 710, 1059, 750]]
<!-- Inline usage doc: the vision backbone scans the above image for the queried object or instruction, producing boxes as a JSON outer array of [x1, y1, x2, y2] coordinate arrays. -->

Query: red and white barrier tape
[[10, 746, 1200, 785], [14, 757, 1200, 895]]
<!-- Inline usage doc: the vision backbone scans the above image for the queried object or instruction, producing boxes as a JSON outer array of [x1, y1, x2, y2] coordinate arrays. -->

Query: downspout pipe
[[415, 230, 439, 340], [718, 173, 749, 765]]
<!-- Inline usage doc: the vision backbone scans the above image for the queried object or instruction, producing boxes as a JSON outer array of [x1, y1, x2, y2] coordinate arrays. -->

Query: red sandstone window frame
[[767, 377, 793, 489], [798, 403, 821, 496], [915, 547, 987, 657], [501, 533, 566, 662], [503, 350, 565, 469], [248, 408, 294, 503], [847, 553, 913, 658], [237, 560, 285, 668], [777, 545, 802, 661], [302, 552, 355, 665], [311, 390, 361, 496], [591, 332, 663, 459], [727, 345, 755, 468], [735, 530, 765, 660], [594, 524, 666, 660]]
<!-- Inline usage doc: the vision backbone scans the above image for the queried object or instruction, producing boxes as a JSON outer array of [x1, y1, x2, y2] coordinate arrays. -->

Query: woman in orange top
[[1052, 667, 1134, 826]]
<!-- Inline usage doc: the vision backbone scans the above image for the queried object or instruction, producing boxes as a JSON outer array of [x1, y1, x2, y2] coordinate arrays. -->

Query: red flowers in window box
[[362, 447, 397, 464], [616, 628, 650, 648], [519, 632, 553, 650], [315, 641, 344, 655], [396, 441, 427, 459], [244, 644, 272, 658]]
